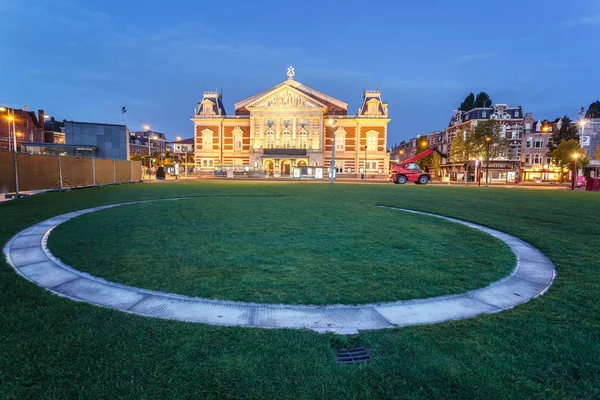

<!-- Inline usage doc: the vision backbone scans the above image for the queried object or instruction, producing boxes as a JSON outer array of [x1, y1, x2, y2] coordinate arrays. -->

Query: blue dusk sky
[[1, 0, 599, 145]]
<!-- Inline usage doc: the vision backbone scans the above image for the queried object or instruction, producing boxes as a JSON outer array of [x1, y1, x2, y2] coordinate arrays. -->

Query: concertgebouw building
[[191, 67, 390, 178]]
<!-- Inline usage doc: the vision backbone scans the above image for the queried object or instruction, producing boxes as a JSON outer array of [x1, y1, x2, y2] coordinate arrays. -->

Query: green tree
[[548, 117, 579, 152], [471, 120, 511, 185], [474, 92, 492, 108], [459, 92, 493, 111], [585, 101, 600, 119], [130, 154, 145, 162], [459, 93, 475, 111], [550, 139, 589, 182], [415, 135, 432, 171], [431, 152, 443, 180], [450, 129, 478, 185]]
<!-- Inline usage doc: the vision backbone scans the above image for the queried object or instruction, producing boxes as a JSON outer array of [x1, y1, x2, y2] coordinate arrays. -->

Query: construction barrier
[[0, 151, 142, 194]]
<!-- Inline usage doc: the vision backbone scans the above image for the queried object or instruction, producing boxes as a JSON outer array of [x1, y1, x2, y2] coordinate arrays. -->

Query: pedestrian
[[174, 162, 180, 180]]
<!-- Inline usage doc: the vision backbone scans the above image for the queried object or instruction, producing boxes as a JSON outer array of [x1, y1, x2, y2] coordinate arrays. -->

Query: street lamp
[[485, 136, 492, 187], [572, 153, 579, 191], [1, 106, 20, 197], [477, 156, 483, 186], [329, 117, 337, 183], [364, 143, 368, 180]]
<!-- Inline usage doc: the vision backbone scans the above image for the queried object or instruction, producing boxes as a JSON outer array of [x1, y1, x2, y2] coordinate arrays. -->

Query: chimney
[[38, 109, 45, 127]]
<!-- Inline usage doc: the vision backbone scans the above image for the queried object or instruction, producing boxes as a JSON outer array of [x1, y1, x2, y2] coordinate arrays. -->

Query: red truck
[[389, 147, 447, 185]]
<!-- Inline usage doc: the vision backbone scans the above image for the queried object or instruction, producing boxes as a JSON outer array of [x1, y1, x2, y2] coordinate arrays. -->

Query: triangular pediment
[[246, 85, 327, 110]]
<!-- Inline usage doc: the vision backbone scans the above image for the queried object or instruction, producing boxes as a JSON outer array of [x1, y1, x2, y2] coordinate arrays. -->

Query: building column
[[260, 117, 265, 143]]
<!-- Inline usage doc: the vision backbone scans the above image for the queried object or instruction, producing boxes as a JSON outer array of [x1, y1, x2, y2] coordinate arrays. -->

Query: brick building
[[442, 104, 524, 183], [190, 67, 390, 178], [0, 106, 45, 151]]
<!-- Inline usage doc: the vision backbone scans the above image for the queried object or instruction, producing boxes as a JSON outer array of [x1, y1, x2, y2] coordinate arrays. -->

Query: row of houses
[[392, 104, 600, 183]]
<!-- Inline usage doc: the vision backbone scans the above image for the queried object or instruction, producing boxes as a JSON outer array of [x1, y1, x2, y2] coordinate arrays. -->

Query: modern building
[[0, 106, 45, 151], [64, 121, 130, 160], [191, 67, 391, 177]]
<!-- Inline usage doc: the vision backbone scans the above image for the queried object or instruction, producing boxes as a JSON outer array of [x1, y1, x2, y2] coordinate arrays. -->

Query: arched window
[[281, 129, 291, 149], [297, 128, 308, 149], [334, 127, 346, 151], [265, 128, 275, 149]]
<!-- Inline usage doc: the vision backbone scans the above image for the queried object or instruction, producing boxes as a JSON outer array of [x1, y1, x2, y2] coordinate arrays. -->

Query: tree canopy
[[459, 92, 493, 111], [474, 92, 492, 108], [585, 101, 600, 119], [415, 135, 432, 171], [550, 139, 589, 172], [548, 117, 579, 153], [471, 120, 511, 160], [450, 121, 510, 162], [459, 93, 475, 111]]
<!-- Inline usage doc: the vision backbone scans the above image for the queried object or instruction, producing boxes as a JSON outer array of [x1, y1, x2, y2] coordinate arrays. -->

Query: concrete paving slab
[[9, 234, 44, 250], [375, 296, 496, 326], [470, 276, 548, 309], [53, 277, 148, 310], [9, 247, 50, 267], [253, 306, 394, 330], [130, 296, 252, 326], [18, 260, 80, 288]]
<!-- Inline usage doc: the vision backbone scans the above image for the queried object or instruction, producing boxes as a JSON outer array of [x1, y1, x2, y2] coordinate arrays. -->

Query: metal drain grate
[[335, 347, 372, 364]]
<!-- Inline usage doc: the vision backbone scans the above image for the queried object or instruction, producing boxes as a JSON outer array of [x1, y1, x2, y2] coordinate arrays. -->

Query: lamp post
[[478, 156, 483, 186], [1, 106, 20, 197], [329, 117, 337, 183], [485, 136, 492, 187], [572, 153, 579, 191], [364, 143, 368, 180]]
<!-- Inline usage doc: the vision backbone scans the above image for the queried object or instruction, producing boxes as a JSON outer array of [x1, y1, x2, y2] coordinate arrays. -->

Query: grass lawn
[[1, 181, 599, 399], [48, 196, 515, 304]]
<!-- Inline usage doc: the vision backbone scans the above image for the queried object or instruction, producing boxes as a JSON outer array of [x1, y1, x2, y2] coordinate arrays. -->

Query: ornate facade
[[191, 67, 390, 177]]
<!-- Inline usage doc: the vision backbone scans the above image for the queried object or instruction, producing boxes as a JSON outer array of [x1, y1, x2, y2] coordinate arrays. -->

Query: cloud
[[454, 53, 494, 64], [563, 14, 600, 26]]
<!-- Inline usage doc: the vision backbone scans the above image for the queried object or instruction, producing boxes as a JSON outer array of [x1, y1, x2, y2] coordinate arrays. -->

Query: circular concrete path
[[3, 198, 556, 334]]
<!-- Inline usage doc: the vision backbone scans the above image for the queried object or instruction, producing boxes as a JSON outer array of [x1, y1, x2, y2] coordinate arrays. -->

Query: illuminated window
[[297, 128, 308, 149], [201, 129, 213, 148], [367, 132, 378, 149], [265, 128, 275, 148], [335, 128, 346, 151], [281, 129, 291, 148]]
